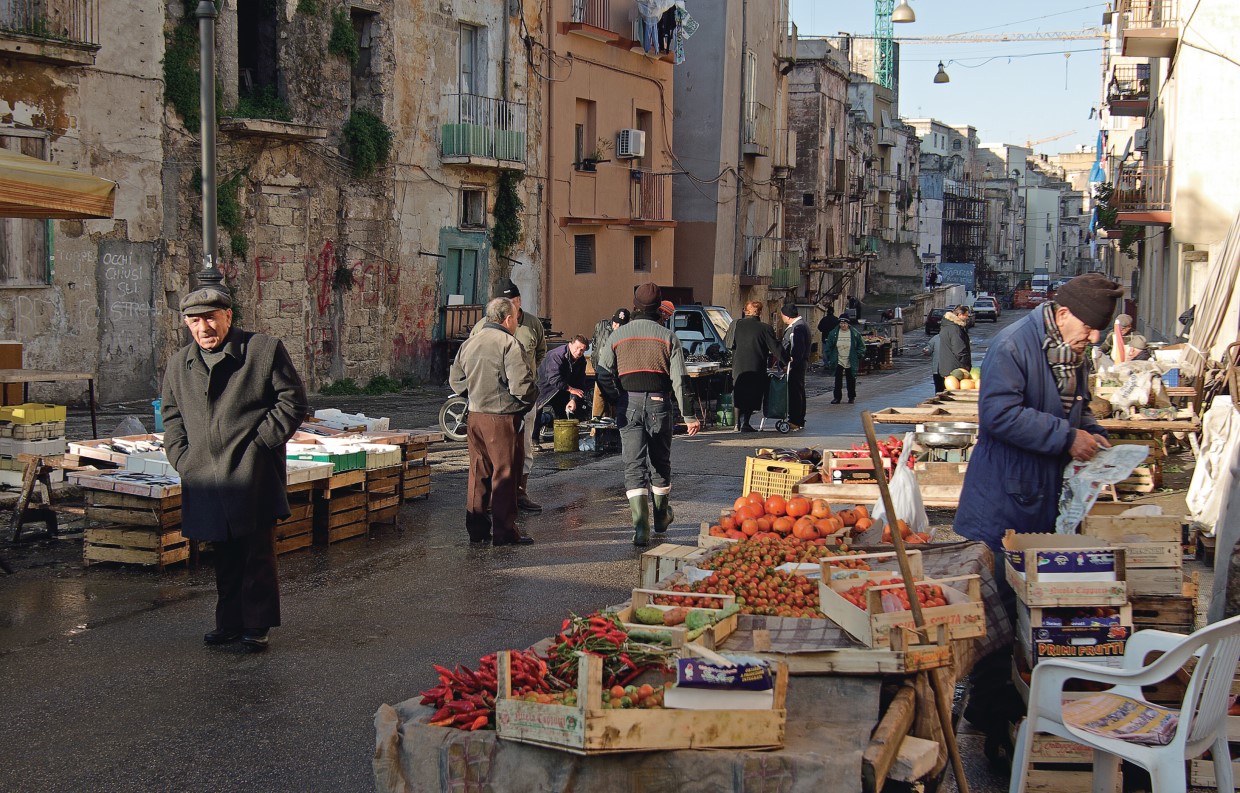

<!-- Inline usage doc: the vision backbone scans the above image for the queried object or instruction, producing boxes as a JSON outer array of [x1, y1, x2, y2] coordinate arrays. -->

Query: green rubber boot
[[629, 494, 651, 546], [652, 493, 673, 534]]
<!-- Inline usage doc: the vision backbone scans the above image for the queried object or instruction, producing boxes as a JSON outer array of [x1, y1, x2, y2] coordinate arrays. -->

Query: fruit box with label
[[822, 450, 897, 484], [1016, 603, 1133, 668], [817, 550, 985, 648], [494, 650, 787, 754], [614, 588, 739, 652], [1003, 531, 1128, 606]]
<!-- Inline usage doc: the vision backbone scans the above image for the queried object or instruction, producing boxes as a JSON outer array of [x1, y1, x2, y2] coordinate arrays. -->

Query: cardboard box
[[1017, 603, 1133, 668], [1004, 531, 1127, 606]]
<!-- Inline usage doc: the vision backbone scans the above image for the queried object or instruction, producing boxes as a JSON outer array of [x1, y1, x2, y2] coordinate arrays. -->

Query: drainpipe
[[543, 0, 554, 318], [732, 0, 748, 299]]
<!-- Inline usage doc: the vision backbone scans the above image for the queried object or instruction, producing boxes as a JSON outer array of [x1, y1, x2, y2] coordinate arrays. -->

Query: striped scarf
[[1041, 302, 1081, 414]]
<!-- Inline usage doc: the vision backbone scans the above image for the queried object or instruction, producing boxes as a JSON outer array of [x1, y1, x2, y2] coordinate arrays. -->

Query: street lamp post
[[196, 0, 223, 290]]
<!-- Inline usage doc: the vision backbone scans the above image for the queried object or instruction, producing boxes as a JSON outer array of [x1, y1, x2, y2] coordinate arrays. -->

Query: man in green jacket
[[824, 316, 865, 404], [162, 287, 308, 651], [453, 298, 539, 546], [472, 279, 545, 512]]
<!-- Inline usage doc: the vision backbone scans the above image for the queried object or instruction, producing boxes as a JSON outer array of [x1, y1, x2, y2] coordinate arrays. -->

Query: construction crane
[[1025, 130, 1076, 148], [874, 0, 897, 90]]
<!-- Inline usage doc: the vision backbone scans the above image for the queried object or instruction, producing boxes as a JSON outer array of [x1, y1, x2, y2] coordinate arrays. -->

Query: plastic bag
[[871, 432, 929, 536]]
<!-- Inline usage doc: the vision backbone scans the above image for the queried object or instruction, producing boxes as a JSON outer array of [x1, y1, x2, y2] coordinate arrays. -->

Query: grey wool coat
[[161, 328, 308, 541]]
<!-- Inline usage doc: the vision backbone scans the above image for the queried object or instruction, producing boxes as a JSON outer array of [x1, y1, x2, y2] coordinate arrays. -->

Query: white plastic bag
[[871, 433, 929, 536]]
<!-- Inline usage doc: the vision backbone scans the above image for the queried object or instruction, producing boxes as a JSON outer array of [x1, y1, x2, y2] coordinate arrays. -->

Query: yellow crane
[[1025, 130, 1076, 148]]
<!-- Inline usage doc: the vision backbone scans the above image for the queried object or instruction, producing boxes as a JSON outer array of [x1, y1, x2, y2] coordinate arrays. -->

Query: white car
[[973, 296, 1000, 322]]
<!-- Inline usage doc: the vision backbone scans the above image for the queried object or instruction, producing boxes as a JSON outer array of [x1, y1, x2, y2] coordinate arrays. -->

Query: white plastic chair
[[1011, 614, 1240, 793]]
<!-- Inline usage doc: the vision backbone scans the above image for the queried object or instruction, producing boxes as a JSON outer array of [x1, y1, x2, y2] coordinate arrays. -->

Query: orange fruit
[[810, 499, 832, 519], [741, 518, 760, 536], [764, 495, 788, 517], [747, 491, 766, 505], [786, 497, 811, 518], [772, 516, 795, 535], [733, 496, 749, 511]]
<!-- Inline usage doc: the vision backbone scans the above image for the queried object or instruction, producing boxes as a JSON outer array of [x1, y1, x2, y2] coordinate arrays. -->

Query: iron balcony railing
[[630, 169, 669, 221], [440, 94, 528, 163], [1118, 0, 1179, 30], [872, 172, 897, 192], [742, 236, 804, 280], [0, 0, 99, 46], [570, 0, 609, 29], [742, 100, 772, 153], [1115, 161, 1171, 212], [1108, 63, 1151, 101]]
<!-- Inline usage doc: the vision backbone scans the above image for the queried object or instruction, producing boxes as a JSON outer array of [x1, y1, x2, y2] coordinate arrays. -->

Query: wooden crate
[[366, 464, 403, 526], [494, 651, 787, 754], [274, 481, 315, 555], [818, 551, 985, 648], [1026, 764, 1121, 793], [401, 439, 428, 465], [402, 461, 431, 501], [617, 589, 739, 651], [312, 469, 368, 544], [1116, 463, 1163, 494], [84, 526, 190, 570], [639, 543, 709, 587], [1189, 759, 1240, 789], [1004, 532, 1128, 607], [85, 489, 181, 529], [1130, 593, 1197, 632], [792, 471, 962, 509], [1127, 567, 1184, 596]]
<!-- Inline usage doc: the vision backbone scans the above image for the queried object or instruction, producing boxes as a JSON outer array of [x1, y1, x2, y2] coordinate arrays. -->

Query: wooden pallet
[[312, 470, 368, 544], [85, 490, 181, 529], [402, 461, 431, 501], [84, 525, 190, 570]]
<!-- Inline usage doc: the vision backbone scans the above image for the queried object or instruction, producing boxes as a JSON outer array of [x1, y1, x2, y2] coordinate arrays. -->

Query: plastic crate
[[742, 457, 815, 500], [1162, 368, 1179, 386]]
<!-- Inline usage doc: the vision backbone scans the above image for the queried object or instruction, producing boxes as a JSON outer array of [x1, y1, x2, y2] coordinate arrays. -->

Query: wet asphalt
[[0, 311, 1026, 792]]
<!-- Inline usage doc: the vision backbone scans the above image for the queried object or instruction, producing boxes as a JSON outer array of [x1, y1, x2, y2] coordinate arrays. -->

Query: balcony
[[0, 0, 99, 65], [1107, 63, 1151, 117], [776, 19, 798, 64], [875, 127, 897, 147], [872, 172, 897, 193], [848, 235, 880, 257], [741, 236, 803, 287], [1117, 0, 1179, 58], [742, 100, 771, 157], [1114, 160, 1171, 226], [565, 0, 623, 41], [629, 169, 672, 226], [440, 94, 527, 170], [773, 128, 796, 170]]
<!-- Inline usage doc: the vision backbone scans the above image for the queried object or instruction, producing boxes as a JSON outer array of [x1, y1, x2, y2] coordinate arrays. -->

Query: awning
[[0, 147, 117, 219]]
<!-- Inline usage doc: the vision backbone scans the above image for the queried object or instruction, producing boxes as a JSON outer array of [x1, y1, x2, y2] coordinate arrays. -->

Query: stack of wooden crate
[[366, 464, 403, 527], [312, 468, 368, 545], [1108, 432, 1166, 494], [274, 460, 333, 554], [71, 471, 188, 571], [400, 438, 431, 501], [1188, 670, 1240, 788]]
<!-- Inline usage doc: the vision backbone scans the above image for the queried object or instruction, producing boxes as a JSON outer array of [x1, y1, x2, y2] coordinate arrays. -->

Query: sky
[[789, 0, 1107, 155]]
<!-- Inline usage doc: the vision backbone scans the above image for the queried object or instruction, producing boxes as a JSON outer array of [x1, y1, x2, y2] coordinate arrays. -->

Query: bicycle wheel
[[438, 396, 469, 442]]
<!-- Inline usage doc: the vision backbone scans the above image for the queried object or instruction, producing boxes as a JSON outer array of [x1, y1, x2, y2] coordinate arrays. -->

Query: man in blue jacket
[[954, 273, 1123, 550]]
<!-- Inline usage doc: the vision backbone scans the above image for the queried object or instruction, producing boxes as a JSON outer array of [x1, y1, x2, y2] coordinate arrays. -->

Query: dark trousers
[[933, 373, 945, 393], [788, 362, 807, 425], [214, 526, 281, 632], [466, 412, 523, 543], [618, 391, 673, 492], [833, 365, 857, 401]]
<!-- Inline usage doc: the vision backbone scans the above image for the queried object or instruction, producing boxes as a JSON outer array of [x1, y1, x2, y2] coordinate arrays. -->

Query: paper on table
[[1055, 444, 1151, 534]]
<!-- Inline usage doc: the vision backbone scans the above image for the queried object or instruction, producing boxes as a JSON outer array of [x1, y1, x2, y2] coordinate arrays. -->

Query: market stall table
[[683, 365, 731, 429], [0, 369, 97, 437]]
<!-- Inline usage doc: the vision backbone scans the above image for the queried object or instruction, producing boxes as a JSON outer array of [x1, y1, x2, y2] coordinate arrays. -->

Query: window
[[1045, 243, 1051, 259], [461, 187, 486, 228], [802, 193, 815, 207], [443, 248, 481, 304], [0, 132, 50, 287], [574, 235, 596, 274], [459, 24, 481, 96], [633, 235, 651, 272], [952, 139, 962, 151], [574, 98, 596, 168], [238, 1, 280, 104], [351, 9, 379, 108]]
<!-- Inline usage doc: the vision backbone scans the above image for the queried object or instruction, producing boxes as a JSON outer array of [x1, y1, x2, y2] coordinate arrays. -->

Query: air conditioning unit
[[1133, 128, 1149, 151], [616, 129, 646, 159]]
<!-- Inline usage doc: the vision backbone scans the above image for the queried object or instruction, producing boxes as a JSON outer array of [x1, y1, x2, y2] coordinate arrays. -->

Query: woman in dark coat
[[724, 300, 783, 432]]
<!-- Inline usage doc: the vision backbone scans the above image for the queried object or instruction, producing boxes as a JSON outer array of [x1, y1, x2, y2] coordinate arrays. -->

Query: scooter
[[438, 392, 468, 442]]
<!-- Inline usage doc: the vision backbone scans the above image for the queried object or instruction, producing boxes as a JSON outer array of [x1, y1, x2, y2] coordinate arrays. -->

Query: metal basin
[[914, 422, 978, 449]]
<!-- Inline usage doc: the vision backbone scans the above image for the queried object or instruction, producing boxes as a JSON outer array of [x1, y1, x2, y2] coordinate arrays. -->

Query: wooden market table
[[0, 369, 97, 437], [870, 406, 1201, 435]]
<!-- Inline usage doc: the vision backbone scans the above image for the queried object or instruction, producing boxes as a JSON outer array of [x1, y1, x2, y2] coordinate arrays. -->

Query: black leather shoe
[[469, 536, 492, 545], [830, 399, 841, 404], [848, 398, 855, 404], [740, 424, 757, 432], [494, 534, 535, 546], [204, 629, 241, 646], [240, 629, 269, 650]]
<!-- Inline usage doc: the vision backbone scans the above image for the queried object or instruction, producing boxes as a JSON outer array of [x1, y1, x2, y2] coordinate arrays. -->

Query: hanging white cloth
[[1207, 435, 1240, 623], [1187, 395, 1240, 535]]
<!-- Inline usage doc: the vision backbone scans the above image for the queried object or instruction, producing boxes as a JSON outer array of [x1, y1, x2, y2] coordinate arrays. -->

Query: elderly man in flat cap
[[161, 287, 308, 651], [955, 273, 1122, 547], [1101, 313, 1149, 361], [595, 282, 700, 546]]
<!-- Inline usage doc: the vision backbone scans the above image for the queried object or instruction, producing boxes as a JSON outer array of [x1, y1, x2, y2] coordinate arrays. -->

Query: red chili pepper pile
[[419, 649, 561, 731], [545, 612, 672, 689]]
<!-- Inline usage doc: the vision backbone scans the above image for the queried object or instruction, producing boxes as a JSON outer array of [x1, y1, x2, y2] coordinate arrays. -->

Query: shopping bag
[[871, 432, 930, 536]]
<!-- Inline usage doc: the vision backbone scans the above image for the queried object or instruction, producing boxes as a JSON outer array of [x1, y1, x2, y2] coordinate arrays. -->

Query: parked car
[[924, 308, 949, 335], [667, 304, 734, 359], [973, 296, 1000, 322]]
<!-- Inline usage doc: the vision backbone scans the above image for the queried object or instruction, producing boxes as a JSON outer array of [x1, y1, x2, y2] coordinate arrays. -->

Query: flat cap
[[634, 282, 661, 311], [180, 287, 232, 316], [780, 303, 800, 319]]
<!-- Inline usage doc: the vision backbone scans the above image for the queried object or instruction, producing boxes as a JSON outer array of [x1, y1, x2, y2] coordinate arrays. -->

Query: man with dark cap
[[824, 315, 864, 404], [1101, 313, 1149, 361], [955, 272, 1123, 548], [780, 302, 810, 430], [937, 305, 973, 385], [952, 272, 1121, 767], [472, 278, 546, 512], [162, 286, 308, 651], [816, 304, 839, 372], [595, 282, 700, 546], [591, 308, 630, 420]]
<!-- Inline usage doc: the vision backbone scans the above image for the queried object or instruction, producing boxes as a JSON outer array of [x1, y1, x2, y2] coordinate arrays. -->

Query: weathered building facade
[[0, 0, 547, 402]]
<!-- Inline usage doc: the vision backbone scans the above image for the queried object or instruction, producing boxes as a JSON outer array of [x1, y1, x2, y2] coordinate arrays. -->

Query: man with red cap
[[596, 283, 700, 546]]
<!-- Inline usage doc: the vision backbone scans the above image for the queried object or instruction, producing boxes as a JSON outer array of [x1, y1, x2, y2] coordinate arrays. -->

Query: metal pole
[[197, 0, 223, 289]]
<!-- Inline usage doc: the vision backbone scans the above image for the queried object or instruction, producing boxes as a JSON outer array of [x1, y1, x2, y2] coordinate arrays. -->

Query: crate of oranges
[[701, 492, 874, 547]]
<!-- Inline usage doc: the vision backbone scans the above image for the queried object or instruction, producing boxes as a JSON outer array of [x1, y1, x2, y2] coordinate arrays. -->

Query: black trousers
[[788, 362, 807, 425], [933, 373, 945, 393], [214, 526, 281, 632], [834, 365, 857, 401]]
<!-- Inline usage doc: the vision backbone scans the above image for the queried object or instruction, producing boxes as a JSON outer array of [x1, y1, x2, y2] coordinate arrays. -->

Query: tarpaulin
[[0, 147, 116, 219]]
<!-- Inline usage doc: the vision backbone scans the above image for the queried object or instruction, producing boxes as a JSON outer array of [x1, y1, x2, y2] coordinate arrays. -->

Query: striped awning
[[0, 147, 117, 219]]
